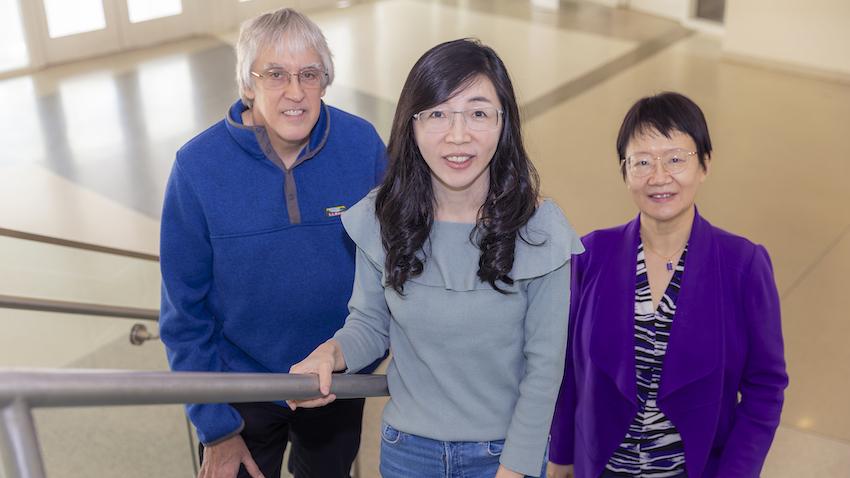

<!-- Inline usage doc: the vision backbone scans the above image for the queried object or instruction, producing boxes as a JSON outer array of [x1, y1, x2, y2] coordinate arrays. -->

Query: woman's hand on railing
[[286, 339, 347, 410]]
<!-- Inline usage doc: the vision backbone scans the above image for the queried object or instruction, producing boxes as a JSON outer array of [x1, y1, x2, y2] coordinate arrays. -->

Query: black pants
[[199, 399, 366, 478]]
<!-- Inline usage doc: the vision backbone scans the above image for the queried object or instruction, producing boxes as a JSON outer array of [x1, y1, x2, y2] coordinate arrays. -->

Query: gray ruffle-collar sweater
[[333, 191, 584, 476]]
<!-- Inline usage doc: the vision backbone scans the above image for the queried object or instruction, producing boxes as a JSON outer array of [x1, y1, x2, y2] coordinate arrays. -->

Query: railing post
[[0, 399, 46, 478]]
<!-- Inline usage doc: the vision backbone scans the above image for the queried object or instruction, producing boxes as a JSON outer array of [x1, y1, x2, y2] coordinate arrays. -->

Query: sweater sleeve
[[158, 160, 244, 445], [548, 255, 584, 465], [716, 245, 788, 476], [500, 262, 572, 476], [333, 246, 392, 373]]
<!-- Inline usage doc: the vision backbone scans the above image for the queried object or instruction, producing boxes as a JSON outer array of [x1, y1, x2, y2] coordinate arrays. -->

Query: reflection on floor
[[1, 0, 848, 476]]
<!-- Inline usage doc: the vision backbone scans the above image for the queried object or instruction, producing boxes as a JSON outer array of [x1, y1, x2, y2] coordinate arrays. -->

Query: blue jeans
[[379, 422, 545, 478]]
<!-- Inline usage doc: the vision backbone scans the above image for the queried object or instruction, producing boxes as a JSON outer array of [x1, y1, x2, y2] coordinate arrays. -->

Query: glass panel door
[[29, 0, 201, 66], [126, 0, 183, 23], [34, 0, 122, 64], [42, 0, 107, 38], [118, 0, 201, 49], [0, 0, 29, 73]]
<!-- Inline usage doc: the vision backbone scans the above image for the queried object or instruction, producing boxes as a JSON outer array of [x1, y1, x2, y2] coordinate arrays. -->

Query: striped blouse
[[601, 243, 688, 477]]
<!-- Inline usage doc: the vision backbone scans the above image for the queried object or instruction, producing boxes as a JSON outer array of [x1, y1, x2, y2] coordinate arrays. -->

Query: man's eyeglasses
[[621, 149, 698, 178], [412, 108, 503, 133], [250, 68, 327, 90]]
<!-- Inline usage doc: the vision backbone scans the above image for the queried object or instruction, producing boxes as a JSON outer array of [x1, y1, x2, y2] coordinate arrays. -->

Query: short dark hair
[[376, 38, 540, 293], [616, 92, 712, 178]]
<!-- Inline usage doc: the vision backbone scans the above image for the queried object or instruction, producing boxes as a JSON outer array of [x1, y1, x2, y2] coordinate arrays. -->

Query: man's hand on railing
[[287, 339, 347, 410], [199, 435, 264, 478]]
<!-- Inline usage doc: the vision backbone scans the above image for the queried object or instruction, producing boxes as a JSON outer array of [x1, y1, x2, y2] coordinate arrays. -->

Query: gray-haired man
[[159, 8, 386, 477]]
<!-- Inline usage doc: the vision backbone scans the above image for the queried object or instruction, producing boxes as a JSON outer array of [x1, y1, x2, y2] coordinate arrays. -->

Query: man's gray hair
[[236, 8, 334, 107]]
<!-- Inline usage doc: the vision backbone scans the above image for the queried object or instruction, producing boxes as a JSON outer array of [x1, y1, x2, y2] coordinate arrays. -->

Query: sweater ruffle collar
[[342, 190, 584, 292]]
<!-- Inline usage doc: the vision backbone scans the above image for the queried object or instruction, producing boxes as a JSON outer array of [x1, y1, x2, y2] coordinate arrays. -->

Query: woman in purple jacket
[[547, 92, 788, 478]]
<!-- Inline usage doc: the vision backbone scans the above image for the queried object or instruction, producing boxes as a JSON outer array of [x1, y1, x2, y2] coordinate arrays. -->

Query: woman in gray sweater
[[289, 38, 583, 478]]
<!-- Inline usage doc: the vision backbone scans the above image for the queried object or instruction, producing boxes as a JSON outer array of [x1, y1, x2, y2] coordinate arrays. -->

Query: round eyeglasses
[[250, 68, 327, 90], [412, 108, 503, 133], [622, 149, 697, 178]]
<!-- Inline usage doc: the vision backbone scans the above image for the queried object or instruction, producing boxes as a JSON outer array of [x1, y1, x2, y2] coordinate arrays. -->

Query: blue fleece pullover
[[159, 99, 386, 444]]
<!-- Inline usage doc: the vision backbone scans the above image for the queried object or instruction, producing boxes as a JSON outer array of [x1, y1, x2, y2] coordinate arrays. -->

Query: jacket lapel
[[586, 210, 722, 407], [658, 209, 721, 402], [588, 216, 641, 406]]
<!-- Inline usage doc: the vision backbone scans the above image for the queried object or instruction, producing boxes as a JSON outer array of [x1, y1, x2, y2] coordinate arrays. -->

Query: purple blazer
[[549, 210, 788, 478]]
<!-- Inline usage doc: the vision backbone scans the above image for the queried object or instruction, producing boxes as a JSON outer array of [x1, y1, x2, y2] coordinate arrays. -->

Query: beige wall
[[724, 0, 850, 76], [629, 0, 691, 22], [577, 0, 626, 9], [578, 0, 689, 19]]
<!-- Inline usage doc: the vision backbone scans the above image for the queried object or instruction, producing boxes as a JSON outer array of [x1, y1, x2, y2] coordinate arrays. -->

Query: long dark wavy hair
[[376, 38, 540, 294]]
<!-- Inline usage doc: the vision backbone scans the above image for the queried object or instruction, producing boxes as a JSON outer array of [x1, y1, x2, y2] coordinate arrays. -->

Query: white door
[[118, 0, 202, 49], [25, 0, 202, 65], [31, 0, 123, 64], [0, 0, 31, 73], [11, 0, 338, 69]]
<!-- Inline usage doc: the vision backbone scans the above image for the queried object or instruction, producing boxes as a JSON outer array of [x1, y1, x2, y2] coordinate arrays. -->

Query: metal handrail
[[0, 369, 389, 478], [0, 227, 159, 261], [0, 294, 159, 321]]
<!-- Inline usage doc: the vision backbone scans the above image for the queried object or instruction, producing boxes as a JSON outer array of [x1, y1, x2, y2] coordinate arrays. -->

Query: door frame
[[4, 0, 345, 76]]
